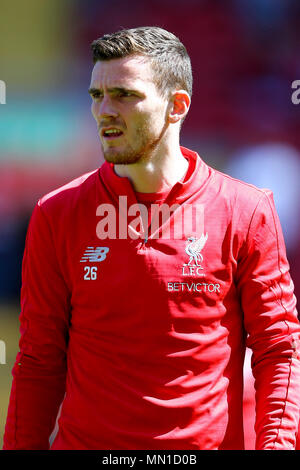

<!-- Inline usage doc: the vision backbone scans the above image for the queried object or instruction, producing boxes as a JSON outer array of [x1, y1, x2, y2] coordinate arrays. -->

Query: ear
[[168, 90, 191, 124]]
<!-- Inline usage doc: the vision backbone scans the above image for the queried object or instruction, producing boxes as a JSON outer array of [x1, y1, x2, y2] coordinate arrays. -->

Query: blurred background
[[0, 0, 300, 450]]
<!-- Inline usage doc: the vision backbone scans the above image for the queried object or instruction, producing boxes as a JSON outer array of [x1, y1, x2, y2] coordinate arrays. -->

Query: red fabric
[[3, 147, 300, 450]]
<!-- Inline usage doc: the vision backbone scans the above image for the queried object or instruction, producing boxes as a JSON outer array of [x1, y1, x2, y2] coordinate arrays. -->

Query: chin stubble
[[101, 117, 169, 165]]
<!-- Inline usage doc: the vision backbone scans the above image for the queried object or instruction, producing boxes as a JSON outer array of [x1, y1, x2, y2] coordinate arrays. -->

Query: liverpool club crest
[[182, 234, 208, 276]]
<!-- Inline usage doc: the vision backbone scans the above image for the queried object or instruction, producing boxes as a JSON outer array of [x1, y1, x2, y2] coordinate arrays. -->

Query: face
[[89, 55, 170, 164]]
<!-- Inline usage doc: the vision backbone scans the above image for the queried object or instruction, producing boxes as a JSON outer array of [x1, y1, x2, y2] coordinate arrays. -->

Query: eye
[[91, 91, 103, 100], [118, 90, 134, 98]]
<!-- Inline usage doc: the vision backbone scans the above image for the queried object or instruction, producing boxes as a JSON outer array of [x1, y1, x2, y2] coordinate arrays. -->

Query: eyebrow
[[88, 86, 138, 96]]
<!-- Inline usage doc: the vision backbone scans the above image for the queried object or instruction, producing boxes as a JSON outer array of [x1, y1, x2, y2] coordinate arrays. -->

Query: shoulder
[[209, 165, 273, 212], [37, 168, 100, 215]]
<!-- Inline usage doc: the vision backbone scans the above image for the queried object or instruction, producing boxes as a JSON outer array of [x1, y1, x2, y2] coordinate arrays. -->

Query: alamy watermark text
[[0, 80, 6, 104], [291, 80, 300, 105], [0, 340, 6, 364], [95, 197, 204, 240]]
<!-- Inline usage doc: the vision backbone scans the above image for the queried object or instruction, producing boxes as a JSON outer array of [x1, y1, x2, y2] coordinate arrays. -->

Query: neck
[[113, 136, 188, 193]]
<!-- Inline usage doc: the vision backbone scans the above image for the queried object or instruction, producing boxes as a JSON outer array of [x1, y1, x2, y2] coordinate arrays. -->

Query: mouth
[[101, 127, 124, 140]]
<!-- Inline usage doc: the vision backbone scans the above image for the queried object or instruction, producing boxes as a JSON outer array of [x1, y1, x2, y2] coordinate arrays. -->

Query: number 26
[[83, 266, 98, 280]]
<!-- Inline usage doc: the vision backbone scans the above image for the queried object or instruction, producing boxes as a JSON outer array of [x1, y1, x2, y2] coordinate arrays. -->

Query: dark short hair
[[91, 26, 193, 98]]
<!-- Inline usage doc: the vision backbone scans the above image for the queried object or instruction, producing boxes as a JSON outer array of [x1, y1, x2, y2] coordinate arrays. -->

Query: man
[[3, 26, 300, 450]]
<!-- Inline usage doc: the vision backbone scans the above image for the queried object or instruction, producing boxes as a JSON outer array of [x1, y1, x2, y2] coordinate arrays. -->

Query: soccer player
[[3, 26, 300, 450]]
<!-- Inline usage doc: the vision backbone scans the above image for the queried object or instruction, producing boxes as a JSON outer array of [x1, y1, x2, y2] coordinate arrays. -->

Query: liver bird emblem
[[184, 234, 208, 266]]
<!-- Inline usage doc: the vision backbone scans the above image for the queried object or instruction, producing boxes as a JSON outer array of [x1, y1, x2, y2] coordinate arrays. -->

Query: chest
[[65, 206, 239, 325]]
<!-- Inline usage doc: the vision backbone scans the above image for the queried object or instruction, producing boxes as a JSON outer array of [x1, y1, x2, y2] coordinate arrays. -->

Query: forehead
[[90, 55, 156, 91]]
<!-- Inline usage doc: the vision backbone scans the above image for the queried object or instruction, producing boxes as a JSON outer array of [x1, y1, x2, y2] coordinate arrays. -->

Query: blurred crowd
[[0, 0, 300, 449], [1, 0, 300, 300]]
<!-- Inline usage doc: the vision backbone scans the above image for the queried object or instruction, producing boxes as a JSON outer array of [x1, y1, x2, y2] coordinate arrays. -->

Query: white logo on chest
[[182, 234, 208, 276], [80, 246, 109, 263]]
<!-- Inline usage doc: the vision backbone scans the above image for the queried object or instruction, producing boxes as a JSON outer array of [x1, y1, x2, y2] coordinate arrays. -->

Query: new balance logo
[[80, 246, 109, 263]]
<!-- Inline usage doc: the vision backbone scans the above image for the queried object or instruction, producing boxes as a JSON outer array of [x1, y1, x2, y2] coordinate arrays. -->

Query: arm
[[3, 202, 70, 450], [236, 190, 300, 450]]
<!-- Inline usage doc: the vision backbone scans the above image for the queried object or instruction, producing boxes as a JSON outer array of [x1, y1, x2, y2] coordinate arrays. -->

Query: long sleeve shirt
[[3, 147, 300, 450]]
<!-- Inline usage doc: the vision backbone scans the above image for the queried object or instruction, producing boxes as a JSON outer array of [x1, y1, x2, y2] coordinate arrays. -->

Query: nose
[[93, 95, 118, 121]]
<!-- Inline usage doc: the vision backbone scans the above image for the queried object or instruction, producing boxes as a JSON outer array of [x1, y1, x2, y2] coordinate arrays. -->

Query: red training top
[[3, 147, 300, 450]]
